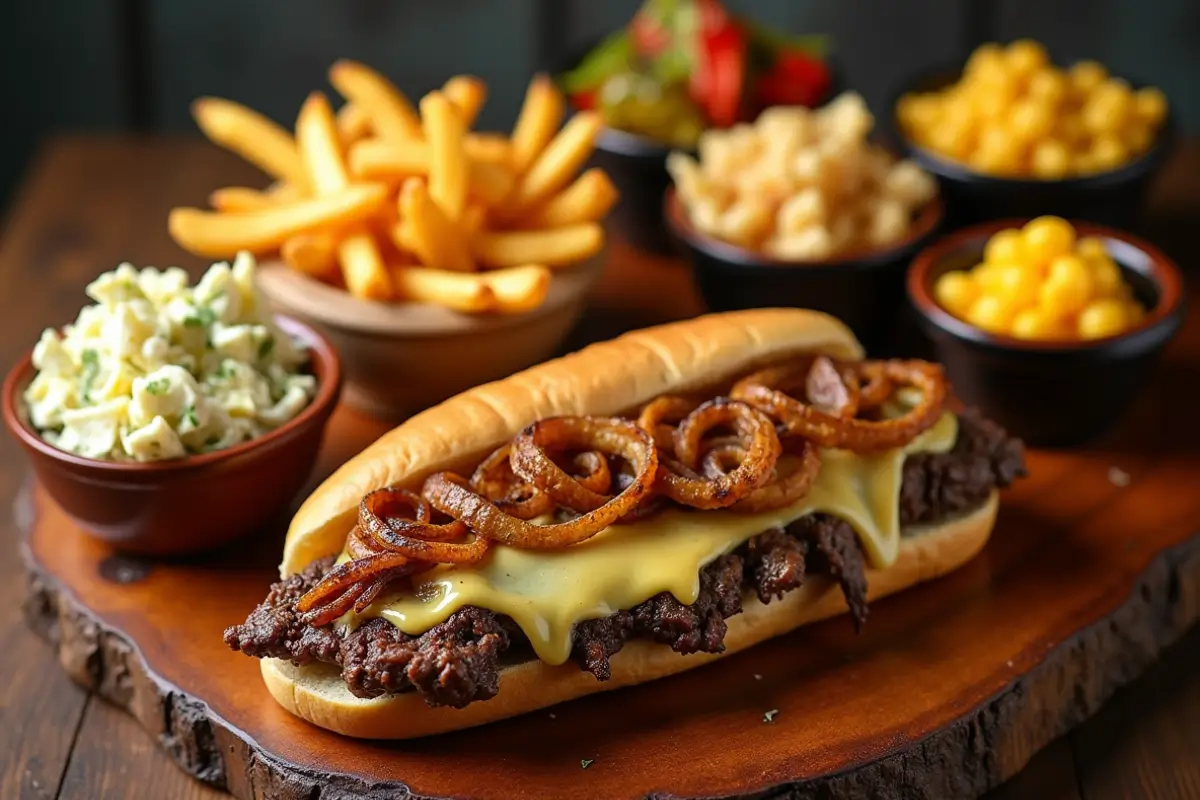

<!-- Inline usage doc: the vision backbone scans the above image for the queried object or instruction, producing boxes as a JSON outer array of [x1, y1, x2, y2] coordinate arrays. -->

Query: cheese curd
[[24, 252, 316, 462]]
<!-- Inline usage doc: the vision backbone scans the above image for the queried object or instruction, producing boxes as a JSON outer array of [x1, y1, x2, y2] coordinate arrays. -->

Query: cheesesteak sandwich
[[225, 309, 1026, 738]]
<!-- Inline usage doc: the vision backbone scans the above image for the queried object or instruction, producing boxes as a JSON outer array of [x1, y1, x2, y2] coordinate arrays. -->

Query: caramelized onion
[[657, 399, 781, 510], [733, 359, 946, 452], [424, 417, 658, 548], [510, 417, 647, 513], [361, 487, 491, 564], [296, 551, 420, 626], [637, 395, 700, 451], [470, 443, 554, 519]]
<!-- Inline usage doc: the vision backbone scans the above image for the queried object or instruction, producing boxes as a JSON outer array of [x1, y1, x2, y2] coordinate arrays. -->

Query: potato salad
[[24, 252, 316, 462]]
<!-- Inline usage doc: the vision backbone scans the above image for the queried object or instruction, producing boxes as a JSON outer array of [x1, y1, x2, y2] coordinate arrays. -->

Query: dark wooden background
[[1, 0, 1199, 210]]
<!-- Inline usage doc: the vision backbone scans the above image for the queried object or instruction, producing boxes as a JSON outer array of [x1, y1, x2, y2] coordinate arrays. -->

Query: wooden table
[[0, 136, 1197, 800]]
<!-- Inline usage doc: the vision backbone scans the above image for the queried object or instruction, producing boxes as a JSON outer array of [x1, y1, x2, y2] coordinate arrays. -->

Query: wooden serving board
[[19, 357, 1200, 800]]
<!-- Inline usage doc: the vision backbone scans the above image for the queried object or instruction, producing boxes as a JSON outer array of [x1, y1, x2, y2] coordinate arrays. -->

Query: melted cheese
[[354, 412, 958, 665]]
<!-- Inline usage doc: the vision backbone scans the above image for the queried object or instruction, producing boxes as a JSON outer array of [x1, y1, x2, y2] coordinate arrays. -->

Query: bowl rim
[[2, 314, 343, 474], [663, 186, 945, 270], [888, 64, 1177, 188], [255, 249, 605, 338], [907, 217, 1186, 352]]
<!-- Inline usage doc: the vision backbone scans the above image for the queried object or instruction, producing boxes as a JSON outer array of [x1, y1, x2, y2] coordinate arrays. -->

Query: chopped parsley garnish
[[144, 378, 169, 396], [183, 306, 217, 328], [580, 759, 594, 769], [213, 361, 235, 381], [80, 348, 100, 403], [763, 709, 779, 724], [258, 335, 275, 359], [204, 434, 221, 447], [182, 404, 198, 427]]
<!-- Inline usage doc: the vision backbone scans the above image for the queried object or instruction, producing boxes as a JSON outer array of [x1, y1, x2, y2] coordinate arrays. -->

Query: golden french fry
[[485, 264, 551, 314], [329, 59, 422, 144], [390, 265, 496, 313], [348, 138, 429, 180], [350, 138, 513, 205], [460, 203, 487, 238], [508, 112, 603, 213], [336, 103, 372, 145], [464, 133, 513, 169], [192, 97, 309, 188], [442, 75, 487, 128], [209, 186, 278, 212], [281, 232, 339, 279], [520, 168, 619, 228], [295, 91, 392, 300], [338, 229, 393, 300], [511, 74, 564, 174], [168, 183, 388, 258], [295, 92, 350, 192], [473, 223, 604, 269], [395, 179, 474, 271], [420, 91, 468, 220]]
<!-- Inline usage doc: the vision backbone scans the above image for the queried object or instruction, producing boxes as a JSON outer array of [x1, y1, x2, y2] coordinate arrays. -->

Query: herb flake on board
[[763, 709, 779, 724], [580, 759, 594, 769]]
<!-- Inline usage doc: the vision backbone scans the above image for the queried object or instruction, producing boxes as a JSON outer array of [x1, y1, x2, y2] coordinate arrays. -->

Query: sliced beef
[[800, 515, 869, 631], [339, 609, 509, 707], [742, 526, 807, 604], [572, 612, 634, 680], [900, 407, 1027, 526], [632, 554, 744, 655], [223, 556, 341, 665]]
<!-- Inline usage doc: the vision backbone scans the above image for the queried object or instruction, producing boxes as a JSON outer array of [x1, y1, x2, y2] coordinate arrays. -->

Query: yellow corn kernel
[[966, 295, 1017, 334], [1077, 298, 1129, 339], [1022, 216, 1076, 263], [984, 228, 1025, 264], [934, 271, 980, 317]]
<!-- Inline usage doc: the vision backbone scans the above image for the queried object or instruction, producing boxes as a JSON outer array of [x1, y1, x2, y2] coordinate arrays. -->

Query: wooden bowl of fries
[[169, 63, 618, 417], [256, 251, 602, 418]]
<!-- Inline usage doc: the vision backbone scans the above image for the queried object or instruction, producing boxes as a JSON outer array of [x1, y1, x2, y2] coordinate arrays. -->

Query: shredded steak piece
[[633, 554, 744, 655], [900, 408, 1027, 526], [223, 556, 341, 665], [743, 526, 808, 604], [572, 612, 635, 680], [800, 515, 870, 631], [225, 408, 1025, 708]]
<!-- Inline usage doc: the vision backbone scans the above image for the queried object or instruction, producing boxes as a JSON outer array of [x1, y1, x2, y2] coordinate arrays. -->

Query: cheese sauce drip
[[353, 412, 958, 665]]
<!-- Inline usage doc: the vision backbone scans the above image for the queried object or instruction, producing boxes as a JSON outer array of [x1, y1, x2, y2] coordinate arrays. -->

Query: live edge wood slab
[[18, 352, 1200, 800]]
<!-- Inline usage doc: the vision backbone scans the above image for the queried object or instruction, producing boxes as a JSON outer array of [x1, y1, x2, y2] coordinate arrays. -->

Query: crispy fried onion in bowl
[[297, 356, 947, 625]]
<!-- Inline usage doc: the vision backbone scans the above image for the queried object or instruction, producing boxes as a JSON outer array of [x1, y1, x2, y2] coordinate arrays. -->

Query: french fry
[[507, 112, 603, 213], [336, 103, 372, 145], [442, 75, 487, 128], [296, 92, 392, 300], [484, 264, 551, 314], [209, 186, 278, 212], [168, 183, 388, 258], [464, 133, 513, 169], [192, 97, 309, 188], [395, 178, 474, 271], [329, 59, 422, 144], [419, 91, 468, 221], [349, 139, 515, 206], [460, 203, 487, 238], [472, 224, 604, 269], [281, 232, 339, 279], [390, 265, 496, 313], [511, 74, 564, 174], [519, 168, 619, 228]]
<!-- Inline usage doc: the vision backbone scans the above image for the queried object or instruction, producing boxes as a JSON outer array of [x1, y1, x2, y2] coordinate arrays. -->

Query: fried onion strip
[[732, 359, 946, 452], [361, 487, 491, 564]]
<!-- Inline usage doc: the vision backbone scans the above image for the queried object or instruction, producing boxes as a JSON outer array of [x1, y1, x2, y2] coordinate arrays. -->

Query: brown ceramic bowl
[[908, 220, 1185, 447], [256, 252, 604, 420], [2, 316, 342, 556], [665, 187, 944, 354]]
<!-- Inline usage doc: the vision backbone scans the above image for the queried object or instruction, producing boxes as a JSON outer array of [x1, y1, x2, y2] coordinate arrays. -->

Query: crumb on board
[[1108, 466, 1132, 487], [763, 709, 779, 723], [754, 674, 763, 680], [581, 759, 594, 769]]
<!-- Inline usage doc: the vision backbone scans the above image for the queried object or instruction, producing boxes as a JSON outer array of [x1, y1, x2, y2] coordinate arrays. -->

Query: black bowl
[[907, 219, 1185, 448], [887, 67, 1177, 230], [589, 127, 691, 255], [665, 188, 945, 354]]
